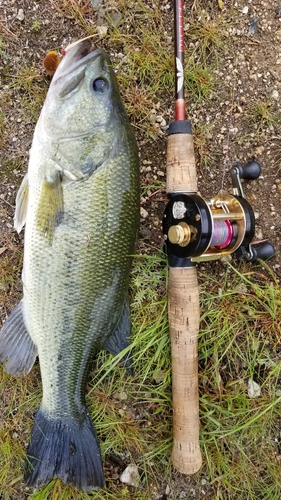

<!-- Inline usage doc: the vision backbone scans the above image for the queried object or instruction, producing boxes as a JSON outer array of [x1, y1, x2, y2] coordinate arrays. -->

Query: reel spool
[[163, 161, 275, 263]]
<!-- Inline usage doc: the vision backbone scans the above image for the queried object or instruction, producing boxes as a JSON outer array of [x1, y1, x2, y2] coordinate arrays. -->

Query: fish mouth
[[50, 41, 111, 100], [52, 41, 107, 84]]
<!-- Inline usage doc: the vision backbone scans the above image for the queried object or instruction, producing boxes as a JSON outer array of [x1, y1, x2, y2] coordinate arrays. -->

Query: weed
[[0, 37, 10, 61], [0, 245, 23, 315], [110, 23, 174, 130], [8, 65, 46, 123], [52, 0, 94, 32], [185, 7, 228, 63], [185, 59, 215, 102], [0, 103, 8, 148], [199, 263, 281, 499], [140, 180, 165, 202], [251, 100, 277, 130], [32, 20, 41, 31]]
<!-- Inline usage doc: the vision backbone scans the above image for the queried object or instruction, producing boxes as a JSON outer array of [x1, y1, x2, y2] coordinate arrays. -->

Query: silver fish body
[[0, 42, 139, 491]]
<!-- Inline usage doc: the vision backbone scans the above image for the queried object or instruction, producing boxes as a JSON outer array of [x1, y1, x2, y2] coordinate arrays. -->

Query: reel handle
[[251, 241, 275, 261], [166, 126, 202, 474], [234, 161, 261, 180]]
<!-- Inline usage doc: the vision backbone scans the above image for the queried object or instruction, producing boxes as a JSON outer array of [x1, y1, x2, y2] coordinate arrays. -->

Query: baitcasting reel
[[163, 161, 275, 263]]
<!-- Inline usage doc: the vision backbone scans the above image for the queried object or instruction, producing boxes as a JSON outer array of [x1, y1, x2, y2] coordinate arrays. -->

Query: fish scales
[[0, 41, 139, 491], [25, 141, 137, 416]]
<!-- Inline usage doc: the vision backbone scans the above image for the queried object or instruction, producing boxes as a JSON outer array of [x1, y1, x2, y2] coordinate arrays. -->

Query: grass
[[1, 254, 281, 499], [108, 19, 174, 133], [199, 263, 281, 499], [0, 36, 10, 61], [250, 100, 278, 131], [51, 0, 95, 32], [0, 245, 23, 313], [9, 65, 46, 123], [185, 6, 228, 63], [185, 59, 215, 102]]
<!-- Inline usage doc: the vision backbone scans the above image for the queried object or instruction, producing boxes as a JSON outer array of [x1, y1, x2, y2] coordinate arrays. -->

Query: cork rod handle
[[166, 129, 197, 194], [166, 131, 202, 474], [168, 265, 202, 474]]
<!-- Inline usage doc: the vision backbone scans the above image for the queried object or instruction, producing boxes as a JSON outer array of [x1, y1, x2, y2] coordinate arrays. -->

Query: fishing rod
[[163, 0, 275, 475]]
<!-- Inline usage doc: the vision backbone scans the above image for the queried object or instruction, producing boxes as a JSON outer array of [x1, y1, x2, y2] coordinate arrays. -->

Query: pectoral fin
[[104, 299, 133, 374], [14, 174, 29, 233], [36, 172, 63, 242]]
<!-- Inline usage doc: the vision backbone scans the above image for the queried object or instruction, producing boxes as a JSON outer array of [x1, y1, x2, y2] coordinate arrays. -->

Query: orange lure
[[43, 35, 99, 77], [42, 50, 64, 76]]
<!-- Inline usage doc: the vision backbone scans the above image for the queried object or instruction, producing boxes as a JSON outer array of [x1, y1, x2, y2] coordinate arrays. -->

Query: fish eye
[[92, 78, 109, 94]]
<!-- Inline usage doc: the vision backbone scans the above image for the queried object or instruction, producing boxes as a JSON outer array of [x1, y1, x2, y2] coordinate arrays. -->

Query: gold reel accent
[[168, 222, 198, 247]]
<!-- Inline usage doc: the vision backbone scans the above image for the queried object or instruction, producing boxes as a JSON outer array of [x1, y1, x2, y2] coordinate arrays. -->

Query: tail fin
[[24, 408, 104, 491], [0, 301, 37, 375]]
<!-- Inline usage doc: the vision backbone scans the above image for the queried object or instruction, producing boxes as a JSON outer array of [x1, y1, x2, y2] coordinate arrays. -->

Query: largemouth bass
[[0, 41, 139, 491]]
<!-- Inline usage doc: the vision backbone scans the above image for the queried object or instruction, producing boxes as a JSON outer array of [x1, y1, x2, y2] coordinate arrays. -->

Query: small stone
[[98, 7, 122, 27], [221, 254, 232, 264], [97, 25, 108, 38], [148, 110, 156, 123], [155, 115, 163, 123], [272, 90, 279, 101], [248, 378, 261, 398], [120, 464, 140, 487], [165, 484, 171, 495], [255, 145, 265, 155], [113, 391, 128, 401], [236, 283, 248, 294], [16, 9, 25, 21], [140, 207, 148, 219], [153, 369, 165, 383]]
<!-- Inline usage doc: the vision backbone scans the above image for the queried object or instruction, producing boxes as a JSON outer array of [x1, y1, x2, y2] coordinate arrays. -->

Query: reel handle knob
[[251, 241, 275, 261], [236, 161, 261, 180]]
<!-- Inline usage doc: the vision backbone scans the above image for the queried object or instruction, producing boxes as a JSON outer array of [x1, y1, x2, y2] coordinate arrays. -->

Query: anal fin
[[104, 299, 133, 374], [0, 301, 37, 375]]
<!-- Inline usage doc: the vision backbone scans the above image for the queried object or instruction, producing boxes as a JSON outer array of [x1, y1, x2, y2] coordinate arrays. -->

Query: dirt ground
[[0, 0, 281, 498]]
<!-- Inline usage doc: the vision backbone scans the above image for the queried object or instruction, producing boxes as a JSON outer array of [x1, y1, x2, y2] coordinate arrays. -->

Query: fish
[[0, 40, 139, 491]]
